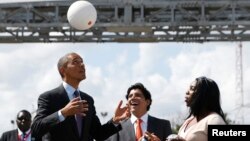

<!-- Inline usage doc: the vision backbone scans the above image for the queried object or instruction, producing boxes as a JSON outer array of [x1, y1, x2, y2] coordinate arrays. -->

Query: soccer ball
[[67, 0, 97, 30]]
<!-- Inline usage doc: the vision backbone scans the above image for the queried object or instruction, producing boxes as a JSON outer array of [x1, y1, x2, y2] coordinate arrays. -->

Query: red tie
[[136, 119, 143, 141]]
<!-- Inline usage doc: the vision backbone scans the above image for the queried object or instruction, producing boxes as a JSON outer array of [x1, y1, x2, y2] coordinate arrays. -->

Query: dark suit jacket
[[0, 130, 18, 141], [105, 115, 172, 141], [31, 85, 121, 141], [0, 129, 35, 141]]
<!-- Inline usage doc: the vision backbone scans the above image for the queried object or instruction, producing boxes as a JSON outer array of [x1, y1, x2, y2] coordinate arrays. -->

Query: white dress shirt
[[130, 113, 149, 135]]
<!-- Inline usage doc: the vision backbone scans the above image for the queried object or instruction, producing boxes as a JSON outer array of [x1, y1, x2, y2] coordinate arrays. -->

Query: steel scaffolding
[[1, 0, 250, 43]]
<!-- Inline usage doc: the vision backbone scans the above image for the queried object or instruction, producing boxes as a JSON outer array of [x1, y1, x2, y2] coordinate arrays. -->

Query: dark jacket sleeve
[[0, 130, 18, 141], [0, 132, 6, 141], [31, 92, 61, 139], [163, 119, 172, 138], [148, 116, 172, 141]]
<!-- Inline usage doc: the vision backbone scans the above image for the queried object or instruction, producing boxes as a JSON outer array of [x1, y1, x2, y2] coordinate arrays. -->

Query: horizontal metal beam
[[0, 0, 250, 43]]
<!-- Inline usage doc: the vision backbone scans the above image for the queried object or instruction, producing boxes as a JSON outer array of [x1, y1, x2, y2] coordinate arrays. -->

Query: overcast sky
[[0, 42, 250, 135]]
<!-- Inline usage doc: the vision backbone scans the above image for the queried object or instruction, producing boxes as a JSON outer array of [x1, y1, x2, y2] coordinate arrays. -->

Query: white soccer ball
[[67, 0, 97, 30]]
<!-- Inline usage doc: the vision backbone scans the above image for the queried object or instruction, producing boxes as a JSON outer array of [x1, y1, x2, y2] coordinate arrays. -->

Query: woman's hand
[[166, 134, 185, 141]]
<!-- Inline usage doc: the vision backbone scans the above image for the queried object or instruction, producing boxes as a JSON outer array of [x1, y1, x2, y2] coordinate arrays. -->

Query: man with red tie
[[105, 82, 172, 141], [0, 110, 34, 141]]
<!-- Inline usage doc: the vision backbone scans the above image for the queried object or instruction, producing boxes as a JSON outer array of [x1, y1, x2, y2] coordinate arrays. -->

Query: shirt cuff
[[58, 110, 65, 122], [113, 122, 119, 127]]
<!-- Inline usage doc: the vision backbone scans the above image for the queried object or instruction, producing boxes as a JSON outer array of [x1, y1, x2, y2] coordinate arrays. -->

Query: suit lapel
[[122, 119, 136, 141], [80, 91, 90, 141], [147, 115, 161, 139], [147, 115, 153, 132], [147, 115, 158, 134], [58, 85, 80, 140], [58, 84, 70, 106]]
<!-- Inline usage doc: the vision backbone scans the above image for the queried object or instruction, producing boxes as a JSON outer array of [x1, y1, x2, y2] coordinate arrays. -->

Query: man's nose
[[131, 95, 137, 99]]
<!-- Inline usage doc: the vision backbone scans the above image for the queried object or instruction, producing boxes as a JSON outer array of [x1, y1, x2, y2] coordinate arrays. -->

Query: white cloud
[[132, 43, 165, 77]]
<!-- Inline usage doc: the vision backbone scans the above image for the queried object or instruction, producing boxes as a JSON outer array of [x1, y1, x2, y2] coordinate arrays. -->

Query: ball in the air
[[67, 0, 97, 30]]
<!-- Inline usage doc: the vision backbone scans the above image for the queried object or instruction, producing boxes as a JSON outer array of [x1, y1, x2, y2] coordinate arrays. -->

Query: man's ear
[[59, 67, 65, 77], [60, 67, 64, 73], [146, 99, 151, 106]]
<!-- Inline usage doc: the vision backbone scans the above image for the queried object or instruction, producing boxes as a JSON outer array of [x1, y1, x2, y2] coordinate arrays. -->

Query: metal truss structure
[[1, 0, 250, 43]]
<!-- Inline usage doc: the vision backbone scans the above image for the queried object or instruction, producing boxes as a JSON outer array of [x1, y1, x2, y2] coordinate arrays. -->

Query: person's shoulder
[[80, 91, 93, 100], [206, 113, 222, 120], [149, 115, 169, 121], [206, 113, 226, 125], [1, 129, 17, 136], [148, 115, 171, 124], [39, 85, 63, 97]]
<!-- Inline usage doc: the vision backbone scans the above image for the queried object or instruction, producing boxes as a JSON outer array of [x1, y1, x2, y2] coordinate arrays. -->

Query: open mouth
[[130, 100, 139, 107]]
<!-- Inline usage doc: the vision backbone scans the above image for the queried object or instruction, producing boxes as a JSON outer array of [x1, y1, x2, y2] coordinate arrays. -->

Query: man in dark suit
[[31, 52, 129, 141], [1, 110, 34, 141], [105, 82, 172, 141]]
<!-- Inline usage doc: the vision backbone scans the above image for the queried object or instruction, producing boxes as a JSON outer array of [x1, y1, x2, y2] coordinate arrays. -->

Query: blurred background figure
[[0, 109, 34, 141]]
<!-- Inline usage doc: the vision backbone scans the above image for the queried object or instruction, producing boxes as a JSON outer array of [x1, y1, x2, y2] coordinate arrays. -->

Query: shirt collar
[[131, 113, 148, 124], [62, 81, 79, 97], [18, 128, 31, 136]]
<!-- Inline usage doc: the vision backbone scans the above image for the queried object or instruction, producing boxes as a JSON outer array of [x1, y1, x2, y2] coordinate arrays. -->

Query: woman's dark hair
[[187, 76, 226, 123], [125, 82, 152, 111]]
